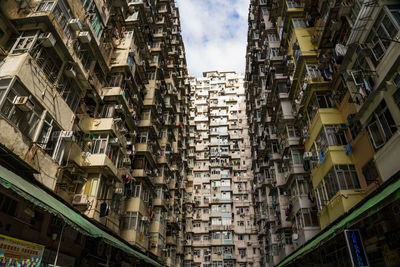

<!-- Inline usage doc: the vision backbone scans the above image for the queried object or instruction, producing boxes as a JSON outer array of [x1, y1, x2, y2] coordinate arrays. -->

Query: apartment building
[[245, 0, 400, 266], [185, 71, 262, 267], [0, 0, 189, 266]]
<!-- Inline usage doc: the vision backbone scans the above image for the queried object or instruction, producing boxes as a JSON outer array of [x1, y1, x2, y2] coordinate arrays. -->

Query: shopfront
[[0, 234, 44, 266], [278, 172, 400, 267]]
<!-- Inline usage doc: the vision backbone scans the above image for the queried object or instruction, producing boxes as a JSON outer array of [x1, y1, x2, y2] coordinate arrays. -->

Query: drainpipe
[[53, 222, 66, 267], [32, 110, 48, 143]]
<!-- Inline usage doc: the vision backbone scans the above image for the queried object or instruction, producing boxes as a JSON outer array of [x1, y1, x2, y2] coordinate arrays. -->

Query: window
[[324, 165, 360, 200], [30, 210, 45, 231], [315, 91, 334, 108], [10, 31, 38, 54], [291, 150, 303, 165], [121, 211, 138, 230], [292, 18, 306, 28], [324, 125, 347, 146], [212, 232, 221, 240], [367, 100, 397, 149], [36, 0, 55, 12], [222, 231, 232, 240], [362, 159, 379, 185], [0, 193, 18, 217], [269, 48, 280, 59], [286, 125, 297, 137], [0, 78, 44, 140], [267, 34, 277, 42], [393, 86, 400, 111], [300, 208, 319, 227], [81, 0, 104, 38], [286, 0, 301, 9], [52, 0, 72, 38], [315, 181, 327, 211], [92, 134, 109, 154], [349, 117, 362, 140], [308, 91, 335, 121], [366, 6, 400, 64], [55, 74, 82, 112]]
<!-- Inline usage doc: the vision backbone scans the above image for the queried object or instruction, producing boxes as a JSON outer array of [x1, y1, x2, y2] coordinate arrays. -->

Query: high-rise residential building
[[0, 0, 190, 266], [185, 71, 262, 267], [245, 0, 400, 266]]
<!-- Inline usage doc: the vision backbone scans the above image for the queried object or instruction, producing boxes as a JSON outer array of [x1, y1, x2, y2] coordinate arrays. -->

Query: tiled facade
[[245, 0, 400, 266], [0, 0, 190, 265], [185, 71, 262, 267]]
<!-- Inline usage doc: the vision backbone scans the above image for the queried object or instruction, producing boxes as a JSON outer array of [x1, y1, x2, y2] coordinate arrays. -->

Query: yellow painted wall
[[305, 109, 344, 152], [311, 146, 354, 187], [319, 190, 366, 229]]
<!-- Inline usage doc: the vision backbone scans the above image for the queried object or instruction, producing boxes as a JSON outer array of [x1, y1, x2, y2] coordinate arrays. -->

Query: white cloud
[[176, 0, 249, 77]]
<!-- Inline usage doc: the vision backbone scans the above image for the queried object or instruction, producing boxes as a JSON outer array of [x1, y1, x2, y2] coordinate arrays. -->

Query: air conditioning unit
[[78, 31, 91, 43], [115, 188, 123, 194], [247, 242, 252, 246], [65, 66, 76, 78], [72, 194, 88, 205], [128, 48, 136, 57], [38, 32, 56, 47], [123, 157, 131, 163], [109, 137, 119, 144], [68, 18, 82, 31], [13, 96, 34, 111], [338, 1, 352, 17], [60, 130, 75, 141]]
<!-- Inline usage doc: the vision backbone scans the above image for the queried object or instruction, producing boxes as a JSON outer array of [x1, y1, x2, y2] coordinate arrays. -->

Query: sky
[[177, 0, 249, 78]]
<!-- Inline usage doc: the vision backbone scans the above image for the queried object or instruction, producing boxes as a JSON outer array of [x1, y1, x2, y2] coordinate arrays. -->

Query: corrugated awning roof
[[0, 164, 162, 267], [277, 174, 400, 267]]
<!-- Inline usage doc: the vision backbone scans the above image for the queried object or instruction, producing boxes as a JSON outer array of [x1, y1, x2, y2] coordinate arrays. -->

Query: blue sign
[[344, 229, 369, 267]]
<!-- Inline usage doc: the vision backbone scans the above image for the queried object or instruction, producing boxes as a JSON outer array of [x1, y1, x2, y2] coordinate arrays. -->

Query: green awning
[[0, 165, 162, 267], [277, 176, 400, 267]]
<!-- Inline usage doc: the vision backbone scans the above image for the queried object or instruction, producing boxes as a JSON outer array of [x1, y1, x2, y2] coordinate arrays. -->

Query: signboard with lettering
[[344, 229, 369, 267], [0, 234, 45, 266]]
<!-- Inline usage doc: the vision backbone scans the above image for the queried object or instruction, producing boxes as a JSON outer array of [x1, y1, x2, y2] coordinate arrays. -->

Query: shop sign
[[0, 234, 45, 266], [344, 229, 369, 267]]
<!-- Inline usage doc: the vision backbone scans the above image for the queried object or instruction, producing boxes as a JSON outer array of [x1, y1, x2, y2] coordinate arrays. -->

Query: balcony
[[290, 194, 314, 213], [166, 235, 177, 245], [319, 190, 366, 229], [83, 153, 121, 178], [304, 109, 344, 151], [85, 198, 120, 233], [80, 117, 125, 141], [154, 176, 168, 186], [310, 146, 354, 188], [136, 142, 158, 163], [275, 172, 286, 187], [153, 196, 168, 210]]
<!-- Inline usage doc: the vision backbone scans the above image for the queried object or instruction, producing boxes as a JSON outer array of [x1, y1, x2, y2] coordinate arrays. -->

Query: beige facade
[[0, 0, 190, 266], [185, 71, 262, 267], [245, 0, 400, 266]]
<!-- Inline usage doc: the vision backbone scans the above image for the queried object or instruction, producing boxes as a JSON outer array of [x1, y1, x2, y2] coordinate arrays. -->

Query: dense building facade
[[0, 0, 190, 266], [245, 0, 400, 266], [185, 71, 262, 267]]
